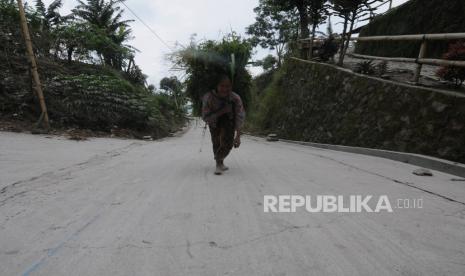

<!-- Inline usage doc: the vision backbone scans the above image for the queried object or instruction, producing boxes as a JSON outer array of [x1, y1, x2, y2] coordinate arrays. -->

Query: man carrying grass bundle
[[202, 74, 245, 175]]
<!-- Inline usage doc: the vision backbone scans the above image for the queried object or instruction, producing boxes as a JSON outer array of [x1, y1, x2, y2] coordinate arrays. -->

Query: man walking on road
[[202, 74, 245, 175]]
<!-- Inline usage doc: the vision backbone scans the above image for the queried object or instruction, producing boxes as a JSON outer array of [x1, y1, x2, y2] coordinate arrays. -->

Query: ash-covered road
[[1, 122, 464, 275]]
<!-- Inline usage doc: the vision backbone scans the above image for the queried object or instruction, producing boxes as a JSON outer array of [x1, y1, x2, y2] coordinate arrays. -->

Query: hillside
[[0, 0, 185, 138], [1, 54, 185, 138]]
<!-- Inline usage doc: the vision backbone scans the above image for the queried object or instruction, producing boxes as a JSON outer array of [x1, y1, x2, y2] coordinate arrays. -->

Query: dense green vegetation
[[246, 0, 299, 66], [0, 0, 185, 136]]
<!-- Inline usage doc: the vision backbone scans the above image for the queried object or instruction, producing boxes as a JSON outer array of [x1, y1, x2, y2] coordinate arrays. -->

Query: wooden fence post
[[17, 0, 50, 129], [413, 38, 427, 84]]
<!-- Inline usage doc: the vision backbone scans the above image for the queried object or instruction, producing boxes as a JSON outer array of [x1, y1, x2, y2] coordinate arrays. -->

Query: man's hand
[[233, 133, 241, 148]]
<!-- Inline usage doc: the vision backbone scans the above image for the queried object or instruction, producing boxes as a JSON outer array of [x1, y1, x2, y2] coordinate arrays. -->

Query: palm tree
[[72, 0, 134, 69], [35, 0, 63, 29], [33, 0, 64, 56]]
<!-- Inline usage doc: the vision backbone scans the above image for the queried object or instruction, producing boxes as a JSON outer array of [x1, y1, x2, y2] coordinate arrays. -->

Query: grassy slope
[[0, 55, 185, 138]]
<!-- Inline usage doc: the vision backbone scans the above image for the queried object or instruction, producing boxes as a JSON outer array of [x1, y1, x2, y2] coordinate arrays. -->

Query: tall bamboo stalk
[[17, 0, 50, 129]]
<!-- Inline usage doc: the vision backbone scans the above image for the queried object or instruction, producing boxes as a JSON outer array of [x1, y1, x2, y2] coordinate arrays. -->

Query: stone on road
[[1, 124, 464, 275]]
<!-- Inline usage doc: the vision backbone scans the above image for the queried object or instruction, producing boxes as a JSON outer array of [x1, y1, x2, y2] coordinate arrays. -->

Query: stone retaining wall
[[264, 58, 465, 163]]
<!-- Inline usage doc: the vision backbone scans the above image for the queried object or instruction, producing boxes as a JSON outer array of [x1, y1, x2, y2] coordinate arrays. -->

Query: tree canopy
[[246, 0, 299, 66], [248, 0, 333, 60], [331, 0, 384, 65], [72, 0, 135, 70], [0, 0, 140, 75]]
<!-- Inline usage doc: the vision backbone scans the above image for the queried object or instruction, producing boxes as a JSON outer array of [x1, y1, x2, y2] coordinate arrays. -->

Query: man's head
[[215, 74, 232, 98]]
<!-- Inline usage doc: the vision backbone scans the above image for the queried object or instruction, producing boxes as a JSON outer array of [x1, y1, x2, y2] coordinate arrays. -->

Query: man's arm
[[232, 93, 245, 130], [232, 93, 245, 148]]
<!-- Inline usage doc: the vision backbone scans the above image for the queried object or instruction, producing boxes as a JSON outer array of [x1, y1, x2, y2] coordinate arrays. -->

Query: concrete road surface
[[1, 122, 465, 276]]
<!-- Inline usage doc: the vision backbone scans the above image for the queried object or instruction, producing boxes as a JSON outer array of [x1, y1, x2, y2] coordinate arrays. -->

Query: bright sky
[[41, 0, 409, 88]]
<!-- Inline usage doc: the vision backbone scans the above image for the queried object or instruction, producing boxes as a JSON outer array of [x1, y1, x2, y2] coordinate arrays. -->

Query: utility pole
[[389, 0, 393, 10], [17, 0, 50, 129]]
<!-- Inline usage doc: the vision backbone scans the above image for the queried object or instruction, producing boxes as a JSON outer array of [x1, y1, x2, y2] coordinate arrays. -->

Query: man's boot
[[214, 161, 223, 175], [218, 160, 229, 171]]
